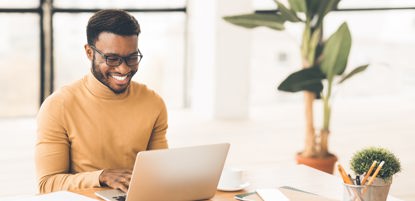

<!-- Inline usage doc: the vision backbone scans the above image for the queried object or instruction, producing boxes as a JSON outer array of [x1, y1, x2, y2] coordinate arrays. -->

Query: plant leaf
[[301, 23, 311, 62], [305, 0, 320, 19], [338, 64, 369, 84], [223, 13, 286, 31], [275, 1, 302, 22], [277, 66, 326, 98], [315, 0, 340, 27], [320, 22, 352, 80], [307, 28, 321, 65], [288, 0, 306, 13], [318, 0, 340, 18]]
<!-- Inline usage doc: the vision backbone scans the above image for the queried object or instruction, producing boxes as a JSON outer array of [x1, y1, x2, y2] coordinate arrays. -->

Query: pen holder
[[342, 178, 391, 201]]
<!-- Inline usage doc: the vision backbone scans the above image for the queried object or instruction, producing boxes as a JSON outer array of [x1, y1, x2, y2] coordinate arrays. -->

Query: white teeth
[[112, 75, 127, 81]]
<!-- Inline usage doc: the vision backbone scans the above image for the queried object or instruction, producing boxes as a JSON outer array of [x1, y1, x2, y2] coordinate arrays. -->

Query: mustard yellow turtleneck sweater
[[35, 72, 168, 194]]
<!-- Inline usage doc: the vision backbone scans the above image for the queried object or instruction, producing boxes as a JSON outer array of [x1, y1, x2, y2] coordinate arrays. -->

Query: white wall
[[187, 0, 252, 119]]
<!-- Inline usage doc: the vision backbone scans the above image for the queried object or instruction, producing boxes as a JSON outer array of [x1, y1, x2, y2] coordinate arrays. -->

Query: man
[[35, 9, 168, 194]]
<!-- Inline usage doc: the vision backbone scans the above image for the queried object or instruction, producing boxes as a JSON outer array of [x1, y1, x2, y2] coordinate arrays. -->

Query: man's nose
[[116, 60, 131, 74]]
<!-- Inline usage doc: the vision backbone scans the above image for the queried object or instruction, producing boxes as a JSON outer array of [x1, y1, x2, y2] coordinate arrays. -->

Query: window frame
[[0, 0, 187, 107]]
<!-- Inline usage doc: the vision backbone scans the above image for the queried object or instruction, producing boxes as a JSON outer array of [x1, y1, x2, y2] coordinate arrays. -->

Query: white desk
[[242, 164, 401, 201], [1, 165, 402, 201]]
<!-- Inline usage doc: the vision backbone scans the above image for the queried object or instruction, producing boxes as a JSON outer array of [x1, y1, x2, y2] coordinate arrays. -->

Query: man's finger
[[118, 176, 130, 184], [117, 182, 129, 193], [99, 169, 133, 189], [124, 174, 132, 181]]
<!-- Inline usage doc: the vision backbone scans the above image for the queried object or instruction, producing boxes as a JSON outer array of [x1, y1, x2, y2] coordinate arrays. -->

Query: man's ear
[[84, 44, 93, 60]]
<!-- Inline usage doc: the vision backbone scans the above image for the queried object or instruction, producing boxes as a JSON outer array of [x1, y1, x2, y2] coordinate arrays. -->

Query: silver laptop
[[95, 143, 230, 201]]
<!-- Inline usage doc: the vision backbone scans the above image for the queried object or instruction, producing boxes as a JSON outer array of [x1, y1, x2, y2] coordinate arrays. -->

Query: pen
[[348, 174, 354, 185], [361, 160, 377, 185], [356, 175, 361, 185]]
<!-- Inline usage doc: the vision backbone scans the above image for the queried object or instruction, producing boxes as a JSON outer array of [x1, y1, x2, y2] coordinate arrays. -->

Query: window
[[0, 1, 187, 117], [53, 0, 184, 9], [0, 0, 38, 8], [0, 14, 40, 117], [250, 0, 415, 105], [54, 12, 186, 108]]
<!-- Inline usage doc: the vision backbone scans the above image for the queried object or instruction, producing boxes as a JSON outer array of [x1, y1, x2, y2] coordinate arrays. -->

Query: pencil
[[361, 160, 377, 185], [362, 161, 385, 195], [338, 164, 353, 184], [338, 164, 363, 201], [366, 161, 385, 186]]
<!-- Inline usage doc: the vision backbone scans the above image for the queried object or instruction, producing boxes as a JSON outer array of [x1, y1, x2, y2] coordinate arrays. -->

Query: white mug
[[218, 168, 243, 188]]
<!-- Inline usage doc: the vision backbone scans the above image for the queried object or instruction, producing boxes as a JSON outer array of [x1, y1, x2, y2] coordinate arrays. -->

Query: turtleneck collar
[[84, 71, 130, 100]]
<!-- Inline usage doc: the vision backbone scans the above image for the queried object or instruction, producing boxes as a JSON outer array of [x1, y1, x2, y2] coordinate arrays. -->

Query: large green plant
[[224, 0, 368, 158]]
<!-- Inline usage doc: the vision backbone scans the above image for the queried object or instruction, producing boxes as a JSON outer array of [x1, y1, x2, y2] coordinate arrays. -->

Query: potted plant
[[349, 147, 401, 201], [223, 0, 369, 173]]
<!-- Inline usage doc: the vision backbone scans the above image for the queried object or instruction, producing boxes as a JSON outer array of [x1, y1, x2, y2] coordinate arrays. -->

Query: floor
[[0, 97, 414, 200]]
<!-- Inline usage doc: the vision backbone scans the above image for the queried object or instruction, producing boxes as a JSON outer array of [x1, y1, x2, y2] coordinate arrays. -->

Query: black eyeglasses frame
[[89, 45, 143, 67]]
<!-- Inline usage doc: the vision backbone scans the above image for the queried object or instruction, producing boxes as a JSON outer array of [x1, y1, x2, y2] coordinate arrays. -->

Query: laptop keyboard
[[112, 195, 126, 201]]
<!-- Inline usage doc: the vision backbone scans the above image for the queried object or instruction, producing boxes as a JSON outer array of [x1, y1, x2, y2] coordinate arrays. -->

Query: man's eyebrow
[[127, 51, 139, 56], [105, 50, 139, 57]]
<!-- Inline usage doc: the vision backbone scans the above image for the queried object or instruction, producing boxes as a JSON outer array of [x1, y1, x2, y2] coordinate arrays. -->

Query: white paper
[[257, 188, 290, 201], [1, 191, 97, 201]]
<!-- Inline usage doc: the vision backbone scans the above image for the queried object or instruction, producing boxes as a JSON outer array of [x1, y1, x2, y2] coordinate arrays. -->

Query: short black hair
[[86, 9, 140, 45]]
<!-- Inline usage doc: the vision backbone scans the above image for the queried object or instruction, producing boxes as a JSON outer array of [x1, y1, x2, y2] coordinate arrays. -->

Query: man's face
[[85, 32, 139, 94]]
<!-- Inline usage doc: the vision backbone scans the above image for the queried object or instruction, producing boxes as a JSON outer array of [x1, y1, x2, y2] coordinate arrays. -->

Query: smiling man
[[35, 9, 168, 194]]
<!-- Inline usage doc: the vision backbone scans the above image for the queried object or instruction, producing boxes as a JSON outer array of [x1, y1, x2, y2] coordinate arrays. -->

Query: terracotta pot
[[296, 153, 338, 174]]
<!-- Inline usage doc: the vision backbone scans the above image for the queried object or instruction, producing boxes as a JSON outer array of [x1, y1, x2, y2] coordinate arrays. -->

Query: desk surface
[[72, 165, 401, 201], [72, 187, 236, 200]]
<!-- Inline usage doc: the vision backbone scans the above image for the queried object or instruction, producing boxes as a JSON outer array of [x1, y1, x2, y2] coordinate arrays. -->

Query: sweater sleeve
[[147, 98, 168, 150], [35, 93, 102, 194]]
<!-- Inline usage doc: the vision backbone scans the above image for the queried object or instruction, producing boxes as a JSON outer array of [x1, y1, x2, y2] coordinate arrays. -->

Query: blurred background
[[1, 0, 415, 200]]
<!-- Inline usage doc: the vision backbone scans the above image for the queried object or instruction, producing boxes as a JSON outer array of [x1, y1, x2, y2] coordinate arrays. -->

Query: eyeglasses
[[90, 45, 143, 67]]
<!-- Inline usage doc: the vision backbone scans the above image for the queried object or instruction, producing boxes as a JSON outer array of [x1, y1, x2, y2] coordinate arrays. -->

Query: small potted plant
[[349, 147, 401, 201]]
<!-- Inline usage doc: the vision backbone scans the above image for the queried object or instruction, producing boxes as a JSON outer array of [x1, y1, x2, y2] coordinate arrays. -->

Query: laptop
[[95, 143, 230, 201]]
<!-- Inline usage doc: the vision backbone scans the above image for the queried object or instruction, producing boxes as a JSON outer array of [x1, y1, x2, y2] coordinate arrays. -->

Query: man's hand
[[99, 169, 132, 193]]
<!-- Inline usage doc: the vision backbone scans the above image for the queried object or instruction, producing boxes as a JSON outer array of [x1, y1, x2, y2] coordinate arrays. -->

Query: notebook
[[95, 143, 230, 201], [235, 186, 337, 201]]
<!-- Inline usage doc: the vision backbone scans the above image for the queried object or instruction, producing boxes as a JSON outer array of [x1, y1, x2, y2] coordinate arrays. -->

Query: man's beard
[[90, 55, 129, 94]]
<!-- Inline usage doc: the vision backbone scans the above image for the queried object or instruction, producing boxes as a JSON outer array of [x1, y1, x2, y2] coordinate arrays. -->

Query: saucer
[[217, 182, 250, 191]]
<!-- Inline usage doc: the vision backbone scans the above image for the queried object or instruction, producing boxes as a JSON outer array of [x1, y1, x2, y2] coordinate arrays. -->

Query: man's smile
[[109, 74, 131, 86]]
